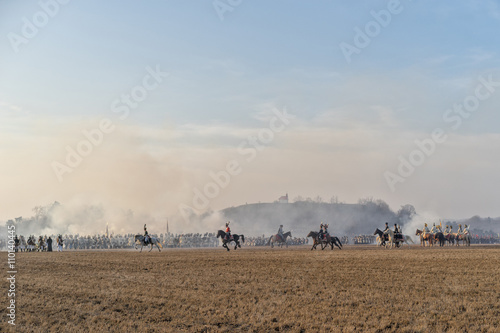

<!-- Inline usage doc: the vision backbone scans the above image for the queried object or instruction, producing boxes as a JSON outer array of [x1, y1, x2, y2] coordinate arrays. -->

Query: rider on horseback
[[144, 224, 150, 245], [225, 221, 231, 241], [463, 224, 470, 235], [430, 223, 437, 234], [318, 223, 325, 240], [457, 224, 463, 235], [393, 224, 400, 240], [323, 224, 329, 239], [423, 223, 430, 234], [381, 222, 390, 245], [277, 224, 284, 242]]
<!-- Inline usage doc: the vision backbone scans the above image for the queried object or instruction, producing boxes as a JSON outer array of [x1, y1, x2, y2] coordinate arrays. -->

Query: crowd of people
[[4, 221, 499, 251]]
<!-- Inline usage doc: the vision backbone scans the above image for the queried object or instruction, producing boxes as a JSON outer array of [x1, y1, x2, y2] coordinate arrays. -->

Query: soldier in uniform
[[324, 224, 329, 238], [318, 223, 325, 240], [423, 223, 430, 235], [457, 224, 463, 235], [277, 224, 284, 242], [463, 224, 470, 235], [14, 235, 19, 252], [225, 221, 231, 241], [144, 224, 150, 245], [430, 223, 437, 234], [443, 225, 450, 235]]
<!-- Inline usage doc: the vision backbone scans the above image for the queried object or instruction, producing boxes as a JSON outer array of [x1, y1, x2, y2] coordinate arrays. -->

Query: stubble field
[[2, 245, 500, 332]]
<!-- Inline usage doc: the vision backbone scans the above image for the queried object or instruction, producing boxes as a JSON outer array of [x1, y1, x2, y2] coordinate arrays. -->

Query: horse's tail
[[157, 241, 163, 249], [336, 237, 343, 248], [266, 236, 272, 246], [241, 235, 245, 243]]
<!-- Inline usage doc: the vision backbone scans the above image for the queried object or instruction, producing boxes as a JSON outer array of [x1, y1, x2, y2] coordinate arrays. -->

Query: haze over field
[[1, 1, 500, 234]]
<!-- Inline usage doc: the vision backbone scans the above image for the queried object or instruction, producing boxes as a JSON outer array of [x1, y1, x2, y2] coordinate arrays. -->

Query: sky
[[1, 0, 500, 233]]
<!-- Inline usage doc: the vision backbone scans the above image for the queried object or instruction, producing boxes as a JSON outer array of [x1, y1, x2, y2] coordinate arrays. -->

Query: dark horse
[[216, 230, 245, 251], [307, 231, 342, 250], [434, 232, 446, 247]]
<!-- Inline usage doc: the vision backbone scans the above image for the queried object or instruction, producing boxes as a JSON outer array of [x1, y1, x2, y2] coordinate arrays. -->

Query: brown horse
[[415, 229, 433, 247], [307, 231, 328, 250]]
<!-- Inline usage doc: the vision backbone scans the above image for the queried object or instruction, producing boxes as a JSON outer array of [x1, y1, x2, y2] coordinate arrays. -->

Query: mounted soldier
[[393, 224, 401, 240], [430, 223, 437, 234], [318, 223, 325, 240], [143, 224, 150, 245], [457, 224, 463, 235], [463, 224, 470, 235], [225, 221, 232, 241], [277, 224, 284, 242], [423, 223, 430, 237], [443, 225, 450, 235], [381, 222, 390, 245], [323, 224, 330, 239]]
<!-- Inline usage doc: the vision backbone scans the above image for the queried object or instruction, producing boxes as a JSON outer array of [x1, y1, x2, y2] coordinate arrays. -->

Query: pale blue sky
[[1, 1, 500, 227]]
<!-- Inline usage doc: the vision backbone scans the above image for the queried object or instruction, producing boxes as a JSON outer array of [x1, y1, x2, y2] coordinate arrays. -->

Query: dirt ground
[[2, 245, 500, 332]]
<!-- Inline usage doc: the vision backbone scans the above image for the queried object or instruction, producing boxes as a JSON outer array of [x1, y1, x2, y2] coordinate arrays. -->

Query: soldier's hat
[[280, 225, 283, 227], [425, 223, 428, 227], [144, 224, 147, 230], [464, 224, 468, 227], [459, 224, 462, 227]]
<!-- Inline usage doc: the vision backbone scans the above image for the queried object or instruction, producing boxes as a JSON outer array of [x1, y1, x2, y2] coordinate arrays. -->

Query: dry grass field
[[2, 245, 500, 332]]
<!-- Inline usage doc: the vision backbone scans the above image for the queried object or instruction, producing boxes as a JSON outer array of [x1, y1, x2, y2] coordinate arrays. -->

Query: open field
[[2, 245, 500, 332]]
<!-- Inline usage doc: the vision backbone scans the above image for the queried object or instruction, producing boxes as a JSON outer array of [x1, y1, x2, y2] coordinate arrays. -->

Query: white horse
[[134, 235, 162, 252]]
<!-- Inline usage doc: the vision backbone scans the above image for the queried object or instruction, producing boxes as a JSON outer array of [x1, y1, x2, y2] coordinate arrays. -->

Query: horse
[[454, 233, 471, 247], [328, 235, 343, 250], [268, 231, 292, 248], [216, 230, 244, 251], [443, 233, 455, 246], [434, 232, 446, 247], [307, 231, 325, 250], [415, 229, 434, 247], [306, 231, 338, 250], [374, 228, 395, 248], [134, 235, 162, 252]]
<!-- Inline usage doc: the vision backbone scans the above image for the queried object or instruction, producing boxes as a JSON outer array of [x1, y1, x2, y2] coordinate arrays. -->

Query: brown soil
[[2, 245, 500, 332]]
